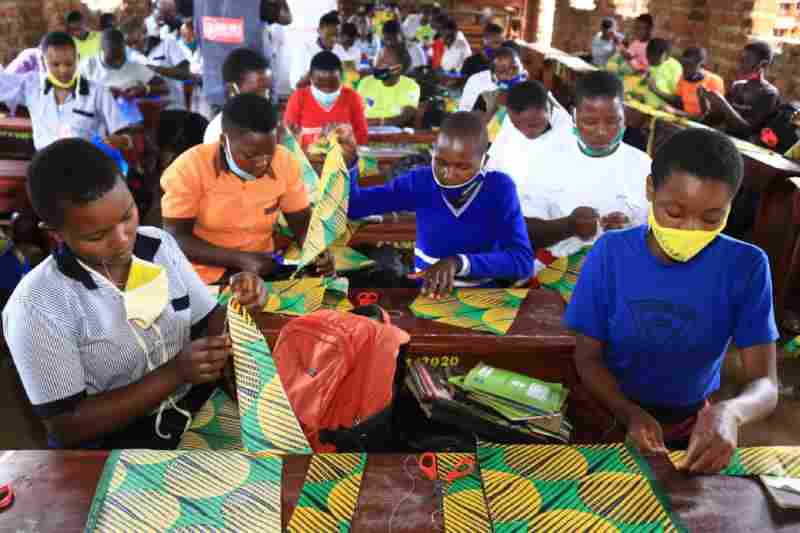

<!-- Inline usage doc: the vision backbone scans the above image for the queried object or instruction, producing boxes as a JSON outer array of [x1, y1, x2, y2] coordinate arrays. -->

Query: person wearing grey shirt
[[591, 18, 622, 68]]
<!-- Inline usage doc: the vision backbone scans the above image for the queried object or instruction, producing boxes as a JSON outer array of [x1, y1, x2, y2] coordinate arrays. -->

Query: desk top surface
[[2, 449, 799, 533]]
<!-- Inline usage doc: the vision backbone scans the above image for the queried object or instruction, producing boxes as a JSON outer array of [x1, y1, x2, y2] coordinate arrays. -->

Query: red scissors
[[0, 484, 14, 512], [418, 452, 438, 481], [446, 456, 476, 483], [357, 291, 379, 306]]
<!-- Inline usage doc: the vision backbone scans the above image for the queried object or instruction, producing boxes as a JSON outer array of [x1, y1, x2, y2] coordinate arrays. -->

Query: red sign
[[202, 17, 245, 44]]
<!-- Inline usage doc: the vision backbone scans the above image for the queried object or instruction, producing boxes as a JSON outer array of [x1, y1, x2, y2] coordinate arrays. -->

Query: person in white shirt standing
[[290, 11, 347, 89], [517, 71, 651, 275]]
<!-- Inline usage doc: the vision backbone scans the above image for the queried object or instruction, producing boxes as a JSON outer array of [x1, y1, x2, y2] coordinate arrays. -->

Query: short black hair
[[440, 111, 488, 151], [341, 22, 358, 39], [507, 80, 550, 113], [636, 14, 654, 28], [646, 38, 671, 59], [42, 31, 77, 53], [745, 40, 774, 65], [310, 50, 342, 73], [102, 29, 126, 52], [575, 71, 624, 106], [485, 22, 504, 36], [27, 139, 123, 228], [65, 10, 83, 25], [652, 129, 743, 193], [383, 19, 402, 36], [681, 46, 707, 64], [222, 48, 269, 84], [99, 13, 115, 31], [382, 44, 412, 73], [601, 17, 615, 30], [494, 45, 521, 65], [443, 17, 458, 32], [222, 94, 278, 135], [157, 110, 209, 155], [320, 11, 340, 28]]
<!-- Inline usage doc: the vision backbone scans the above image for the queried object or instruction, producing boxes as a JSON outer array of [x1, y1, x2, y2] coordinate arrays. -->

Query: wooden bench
[[0, 116, 34, 161]]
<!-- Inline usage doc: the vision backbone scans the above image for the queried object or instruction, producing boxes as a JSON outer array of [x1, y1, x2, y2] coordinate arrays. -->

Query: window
[[615, 0, 650, 18]]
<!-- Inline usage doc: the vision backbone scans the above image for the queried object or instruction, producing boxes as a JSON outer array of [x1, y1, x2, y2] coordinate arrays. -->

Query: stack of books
[[405, 361, 572, 444]]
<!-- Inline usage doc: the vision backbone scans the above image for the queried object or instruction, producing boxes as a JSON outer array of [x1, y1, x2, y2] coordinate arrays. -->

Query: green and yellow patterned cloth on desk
[[437, 453, 493, 533], [410, 288, 529, 336], [215, 277, 352, 315], [478, 443, 687, 532], [84, 449, 283, 533], [178, 388, 242, 451], [536, 247, 591, 303], [669, 447, 800, 478], [228, 299, 313, 456]]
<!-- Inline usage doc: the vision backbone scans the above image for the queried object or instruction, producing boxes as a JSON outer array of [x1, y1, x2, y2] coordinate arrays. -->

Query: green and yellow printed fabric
[[358, 154, 380, 177], [669, 447, 800, 478], [228, 299, 313, 456], [478, 443, 686, 532], [292, 134, 351, 274], [784, 336, 800, 358], [286, 453, 367, 532], [436, 453, 493, 533], [84, 449, 282, 533], [282, 130, 319, 204], [410, 288, 529, 336], [536, 247, 591, 303], [487, 106, 508, 144], [178, 388, 243, 451], [217, 278, 327, 316]]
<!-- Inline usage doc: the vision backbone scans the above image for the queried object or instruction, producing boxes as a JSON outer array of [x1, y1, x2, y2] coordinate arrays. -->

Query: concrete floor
[[0, 351, 798, 450]]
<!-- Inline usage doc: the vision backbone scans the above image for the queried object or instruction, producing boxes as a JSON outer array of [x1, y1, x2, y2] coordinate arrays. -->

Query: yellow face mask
[[46, 69, 79, 90], [648, 205, 729, 262]]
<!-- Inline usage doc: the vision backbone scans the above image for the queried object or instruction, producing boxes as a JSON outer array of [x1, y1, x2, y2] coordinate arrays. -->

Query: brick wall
[[548, 0, 800, 101], [0, 0, 150, 66]]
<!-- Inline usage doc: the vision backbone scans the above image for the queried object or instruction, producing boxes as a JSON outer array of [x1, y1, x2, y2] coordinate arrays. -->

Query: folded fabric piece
[[487, 106, 507, 144], [478, 443, 686, 532], [282, 130, 319, 203], [228, 300, 313, 456], [178, 388, 243, 451], [292, 134, 351, 274], [669, 447, 800, 478], [286, 453, 367, 533], [536, 247, 591, 303], [284, 243, 375, 272], [410, 288, 529, 336], [436, 453, 493, 533], [84, 449, 283, 533]]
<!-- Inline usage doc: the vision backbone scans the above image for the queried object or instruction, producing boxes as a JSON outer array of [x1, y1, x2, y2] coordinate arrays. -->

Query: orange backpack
[[272, 307, 410, 453]]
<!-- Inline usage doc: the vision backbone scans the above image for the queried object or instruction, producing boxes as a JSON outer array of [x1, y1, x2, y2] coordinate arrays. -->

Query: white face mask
[[311, 85, 341, 109], [231, 82, 271, 101]]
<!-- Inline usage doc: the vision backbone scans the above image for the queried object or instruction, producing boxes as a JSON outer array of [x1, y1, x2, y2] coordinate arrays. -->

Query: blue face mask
[[311, 85, 341, 109], [223, 135, 259, 181], [496, 73, 527, 92], [432, 154, 487, 213], [573, 126, 626, 157], [483, 47, 496, 60]]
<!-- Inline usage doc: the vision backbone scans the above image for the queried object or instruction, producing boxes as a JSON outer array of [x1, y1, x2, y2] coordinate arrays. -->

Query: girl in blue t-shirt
[[566, 128, 778, 474]]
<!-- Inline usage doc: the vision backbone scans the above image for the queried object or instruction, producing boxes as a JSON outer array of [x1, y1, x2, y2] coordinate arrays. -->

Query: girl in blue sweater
[[340, 112, 534, 298]]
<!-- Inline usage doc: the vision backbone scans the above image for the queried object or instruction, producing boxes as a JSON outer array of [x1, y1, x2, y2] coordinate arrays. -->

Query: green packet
[[462, 363, 566, 414]]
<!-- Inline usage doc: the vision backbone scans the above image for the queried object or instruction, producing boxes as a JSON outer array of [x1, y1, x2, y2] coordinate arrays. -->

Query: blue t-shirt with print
[[564, 225, 778, 408]]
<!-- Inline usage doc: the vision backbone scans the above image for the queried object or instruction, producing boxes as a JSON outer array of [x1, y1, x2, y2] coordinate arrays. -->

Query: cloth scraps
[[536, 246, 591, 303], [669, 447, 800, 478], [410, 288, 529, 336]]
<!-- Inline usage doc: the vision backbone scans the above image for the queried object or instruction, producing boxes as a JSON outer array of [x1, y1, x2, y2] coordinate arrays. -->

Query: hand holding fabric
[[626, 407, 668, 455], [681, 403, 738, 473], [174, 336, 232, 385], [230, 272, 267, 312], [408, 257, 460, 299], [569, 206, 600, 241]]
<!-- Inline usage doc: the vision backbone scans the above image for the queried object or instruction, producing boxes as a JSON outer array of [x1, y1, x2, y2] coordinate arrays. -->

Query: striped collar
[[54, 231, 162, 290]]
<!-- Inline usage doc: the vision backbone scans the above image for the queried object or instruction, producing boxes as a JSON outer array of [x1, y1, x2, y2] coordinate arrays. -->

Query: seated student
[[162, 94, 333, 285], [520, 72, 650, 271], [702, 41, 780, 141], [487, 81, 573, 177], [566, 128, 778, 468], [460, 45, 527, 113], [358, 45, 420, 128], [203, 48, 272, 144], [157, 110, 209, 173], [81, 29, 169, 100], [648, 46, 725, 119], [1, 138, 266, 449], [381, 19, 428, 71], [0, 31, 140, 151], [284, 51, 368, 149], [591, 18, 621, 68], [66, 10, 101, 60], [643, 38, 682, 108], [338, 22, 364, 67], [439, 17, 472, 75], [99, 12, 116, 31], [622, 14, 653, 73], [343, 112, 534, 296], [460, 23, 504, 81], [121, 16, 191, 111], [289, 11, 346, 89]]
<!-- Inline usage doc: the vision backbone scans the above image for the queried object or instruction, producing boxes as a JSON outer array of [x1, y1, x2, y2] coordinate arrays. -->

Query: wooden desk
[[3, 450, 799, 533], [366, 129, 437, 145], [0, 116, 34, 160], [348, 214, 417, 246], [0, 159, 30, 214]]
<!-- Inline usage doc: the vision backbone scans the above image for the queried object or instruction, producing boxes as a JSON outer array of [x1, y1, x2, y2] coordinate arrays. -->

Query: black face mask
[[373, 68, 392, 81], [684, 71, 705, 83]]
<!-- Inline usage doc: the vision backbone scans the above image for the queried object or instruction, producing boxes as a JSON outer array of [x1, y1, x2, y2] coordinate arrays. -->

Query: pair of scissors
[[418, 452, 438, 481], [357, 291, 379, 306], [445, 456, 476, 483], [0, 484, 14, 511]]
